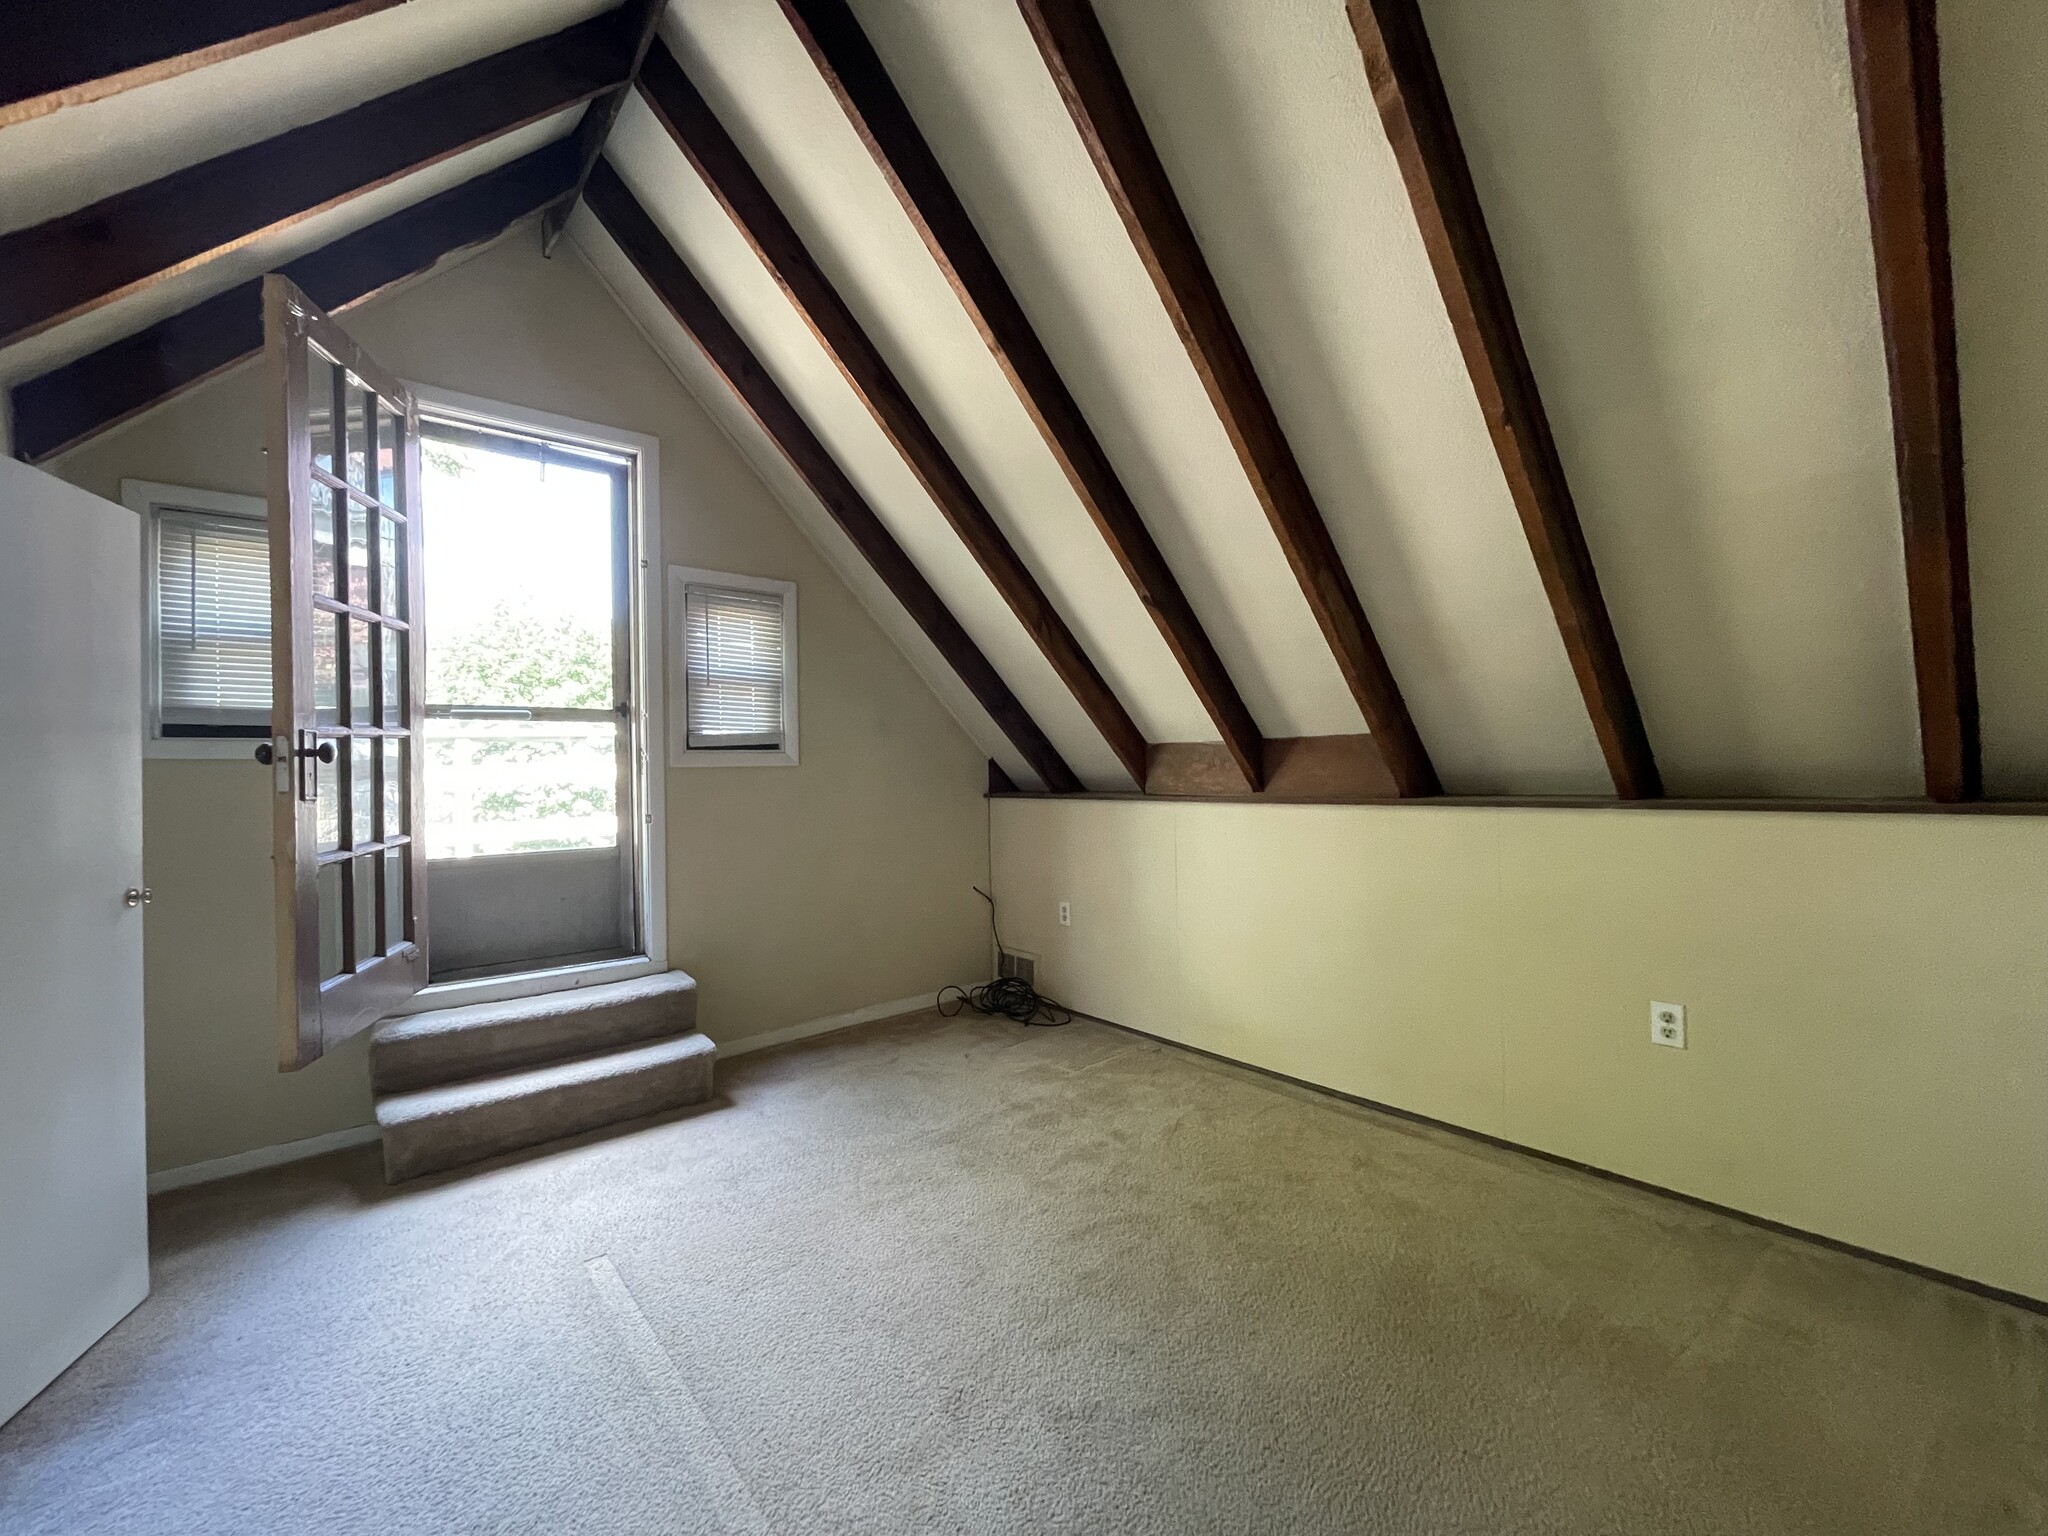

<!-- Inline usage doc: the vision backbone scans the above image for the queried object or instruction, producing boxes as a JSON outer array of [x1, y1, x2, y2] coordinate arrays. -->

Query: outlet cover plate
[[1651, 1002, 1686, 1049]]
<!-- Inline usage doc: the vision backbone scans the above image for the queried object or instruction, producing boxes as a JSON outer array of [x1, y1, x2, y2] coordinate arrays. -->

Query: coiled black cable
[[937, 887, 1072, 1027]]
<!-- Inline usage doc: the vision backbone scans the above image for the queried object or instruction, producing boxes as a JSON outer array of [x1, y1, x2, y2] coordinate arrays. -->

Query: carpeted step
[[370, 971, 698, 1094], [376, 1031, 717, 1182]]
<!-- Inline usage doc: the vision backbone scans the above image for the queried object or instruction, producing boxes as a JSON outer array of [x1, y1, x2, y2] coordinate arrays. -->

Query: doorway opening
[[417, 412, 648, 985]]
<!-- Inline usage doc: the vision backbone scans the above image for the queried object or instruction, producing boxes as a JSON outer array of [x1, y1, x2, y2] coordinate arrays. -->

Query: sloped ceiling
[[10, 0, 2048, 801], [0, 0, 602, 389]]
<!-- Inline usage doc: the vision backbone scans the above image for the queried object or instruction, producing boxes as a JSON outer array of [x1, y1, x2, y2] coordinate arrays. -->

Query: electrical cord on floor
[[937, 887, 1072, 1027]]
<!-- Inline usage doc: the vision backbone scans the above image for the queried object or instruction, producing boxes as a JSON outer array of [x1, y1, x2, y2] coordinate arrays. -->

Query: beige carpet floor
[[2, 1008, 2042, 1534]]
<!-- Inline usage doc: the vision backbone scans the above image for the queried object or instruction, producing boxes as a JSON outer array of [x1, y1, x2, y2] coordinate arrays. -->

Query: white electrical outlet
[[1650, 1002, 1686, 1049], [1057, 900, 1071, 927]]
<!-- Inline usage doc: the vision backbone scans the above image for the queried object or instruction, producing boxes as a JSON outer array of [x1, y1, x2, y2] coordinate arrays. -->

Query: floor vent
[[998, 950, 1036, 987]]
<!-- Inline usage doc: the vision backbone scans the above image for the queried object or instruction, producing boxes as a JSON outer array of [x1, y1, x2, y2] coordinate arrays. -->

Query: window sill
[[670, 748, 799, 768], [147, 737, 267, 762]]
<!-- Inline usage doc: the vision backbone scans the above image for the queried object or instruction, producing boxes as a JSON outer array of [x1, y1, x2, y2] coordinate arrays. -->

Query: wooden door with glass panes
[[262, 275, 428, 1068]]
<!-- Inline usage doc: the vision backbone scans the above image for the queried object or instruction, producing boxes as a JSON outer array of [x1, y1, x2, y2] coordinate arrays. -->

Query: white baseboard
[[715, 993, 935, 1060], [146, 995, 938, 1191], [148, 1124, 380, 1195]]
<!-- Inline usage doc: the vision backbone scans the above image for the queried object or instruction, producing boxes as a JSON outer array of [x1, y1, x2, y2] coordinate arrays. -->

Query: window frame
[[389, 382, 669, 1015], [667, 566, 799, 768], [124, 478, 273, 761]]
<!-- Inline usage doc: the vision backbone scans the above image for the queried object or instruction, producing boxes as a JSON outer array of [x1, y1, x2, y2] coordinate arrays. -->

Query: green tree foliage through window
[[430, 601, 610, 710]]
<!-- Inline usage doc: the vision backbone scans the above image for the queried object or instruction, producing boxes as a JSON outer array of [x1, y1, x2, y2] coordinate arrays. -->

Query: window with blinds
[[154, 508, 271, 735], [683, 583, 788, 750]]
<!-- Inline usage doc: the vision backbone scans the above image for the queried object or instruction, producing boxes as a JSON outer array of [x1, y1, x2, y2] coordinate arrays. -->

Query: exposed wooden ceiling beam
[[538, 0, 672, 258], [1845, 0, 1979, 803], [638, 41, 1150, 788], [0, 9, 638, 350], [1346, 0, 1660, 801], [11, 139, 580, 464], [2, 0, 403, 129], [779, 0, 1267, 790], [584, 157, 1083, 793], [1016, 0, 1439, 797]]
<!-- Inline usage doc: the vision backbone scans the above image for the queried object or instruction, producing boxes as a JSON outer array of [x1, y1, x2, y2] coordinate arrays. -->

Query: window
[[668, 567, 797, 765], [126, 480, 272, 757]]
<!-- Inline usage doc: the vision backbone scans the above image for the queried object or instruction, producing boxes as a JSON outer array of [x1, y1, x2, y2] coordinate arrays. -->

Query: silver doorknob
[[124, 888, 152, 908]]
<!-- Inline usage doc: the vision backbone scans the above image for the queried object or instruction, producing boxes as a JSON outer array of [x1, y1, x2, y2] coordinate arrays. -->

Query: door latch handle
[[293, 730, 335, 803], [254, 739, 333, 766], [124, 888, 152, 908]]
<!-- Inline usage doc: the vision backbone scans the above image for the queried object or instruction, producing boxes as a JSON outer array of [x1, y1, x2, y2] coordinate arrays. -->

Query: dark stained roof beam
[[780, 0, 1267, 790], [1, 0, 404, 129], [584, 157, 1083, 792], [0, 7, 642, 348], [1845, 0, 1979, 802], [638, 40, 1150, 787], [12, 138, 581, 463], [1347, 0, 1660, 799], [1015, 0, 1439, 796]]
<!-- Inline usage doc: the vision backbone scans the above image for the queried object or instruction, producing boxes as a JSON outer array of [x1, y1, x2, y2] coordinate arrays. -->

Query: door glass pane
[[377, 402, 400, 506], [378, 514, 402, 618], [352, 855, 378, 966], [317, 862, 343, 981], [311, 482, 337, 599], [384, 844, 407, 950], [424, 718, 618, 858], [381, 624, 402, 728], [351, 737, 374, 846], [383, 736, 404, 836], [349, 618, 371, 723], [347, 498, 371, 609], [345, 381, 371, 493], [316, 745, 340, 853], [313, 610, 340, 726], [308, 349, 336, 475]]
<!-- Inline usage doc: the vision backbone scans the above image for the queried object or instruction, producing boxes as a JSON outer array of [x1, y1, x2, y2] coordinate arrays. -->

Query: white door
[[0, 456, 149, 1426]]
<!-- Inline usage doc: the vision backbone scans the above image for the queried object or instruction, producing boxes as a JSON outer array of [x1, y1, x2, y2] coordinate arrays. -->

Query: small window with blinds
[[127, 482, 273, 752], [668, 568, 797, 765]]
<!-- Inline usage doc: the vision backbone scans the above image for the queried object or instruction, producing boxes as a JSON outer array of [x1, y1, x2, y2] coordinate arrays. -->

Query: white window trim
[[391, 383, 668, 1012], [123, 479, 272, 762], [668, 566, 799, 768]]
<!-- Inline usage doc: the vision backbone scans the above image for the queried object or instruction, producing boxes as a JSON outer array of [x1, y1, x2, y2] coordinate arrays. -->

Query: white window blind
[[156, 509, 271, 728], [683, 583, 786, 749]]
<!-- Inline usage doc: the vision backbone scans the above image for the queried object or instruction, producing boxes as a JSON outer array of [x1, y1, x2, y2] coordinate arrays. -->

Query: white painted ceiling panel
[[0, 0, 613, 236], [605, 93, 1135, 788], [840, 0, 1363, 745], [0, 109, 582, 390], [1423, 0, 1921, 798], [661, 0, 1210, 748], [568, 203, 1037, 786], [1088, 0, 1608, 796], [1943, 5, 2048, 797]]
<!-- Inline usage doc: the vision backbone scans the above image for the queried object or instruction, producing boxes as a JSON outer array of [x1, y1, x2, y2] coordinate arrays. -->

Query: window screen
[[683, 583, 786, 749], [155, 509, 271, 733]]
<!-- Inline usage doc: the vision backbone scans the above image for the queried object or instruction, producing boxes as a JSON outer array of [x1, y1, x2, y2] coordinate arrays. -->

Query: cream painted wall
[[992, 799, 2048, 1303], [54, 231, 993, 1173]]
